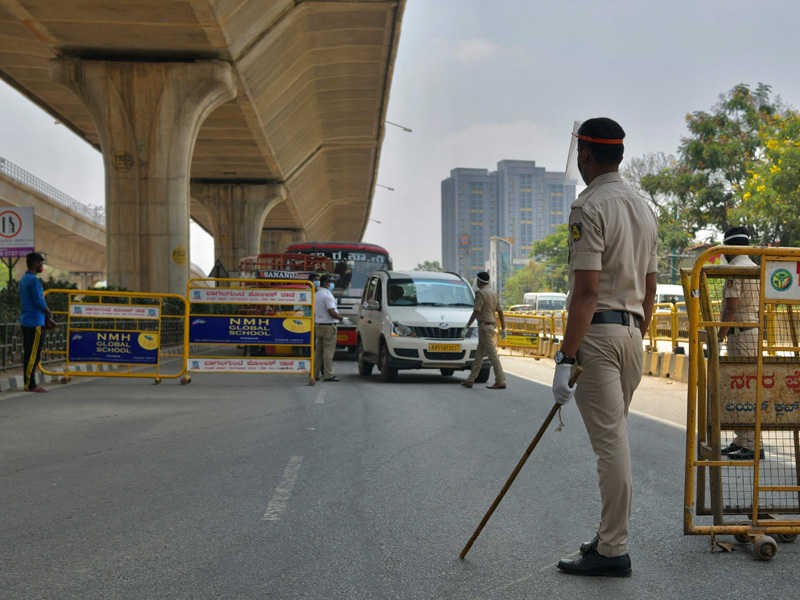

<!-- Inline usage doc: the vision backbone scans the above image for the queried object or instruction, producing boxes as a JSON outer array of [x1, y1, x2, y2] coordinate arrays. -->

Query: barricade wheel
[[734, 521, 751, 543], [180, 375, 191, 385], [60, 376, 71, 384], [753, 535, 778, 561], [776, 534, 797, 543], [154, 378, 162, 385]]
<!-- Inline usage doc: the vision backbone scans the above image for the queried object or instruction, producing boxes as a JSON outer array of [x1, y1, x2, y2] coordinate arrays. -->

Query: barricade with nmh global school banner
[[185, 278, 314, 384], [42, 289, 188, 383]]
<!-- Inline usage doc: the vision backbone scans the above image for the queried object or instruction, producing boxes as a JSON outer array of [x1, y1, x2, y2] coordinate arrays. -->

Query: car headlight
[[391, 322, 416, 337], [463, 327, 478, 339]]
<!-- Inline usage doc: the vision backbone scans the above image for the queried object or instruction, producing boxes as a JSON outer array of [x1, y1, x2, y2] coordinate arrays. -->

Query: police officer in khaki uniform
[[552, 118, 658, 577], [462, 271, 506, 389], [717, 226, 763, 459]]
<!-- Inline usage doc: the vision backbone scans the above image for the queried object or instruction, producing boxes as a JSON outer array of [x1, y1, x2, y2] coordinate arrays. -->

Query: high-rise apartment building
[[441, 168, 498, 278], [442, 161, 575, 279]]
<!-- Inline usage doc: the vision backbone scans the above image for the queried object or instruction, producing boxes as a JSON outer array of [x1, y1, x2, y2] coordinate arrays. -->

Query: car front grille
[[411, 326, 461, 339], [423, 350, 466, 360]]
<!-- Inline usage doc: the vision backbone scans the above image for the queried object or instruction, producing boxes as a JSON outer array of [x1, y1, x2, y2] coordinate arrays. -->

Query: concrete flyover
[[0, 1, 405, 293], [0, 156, 105, 285]]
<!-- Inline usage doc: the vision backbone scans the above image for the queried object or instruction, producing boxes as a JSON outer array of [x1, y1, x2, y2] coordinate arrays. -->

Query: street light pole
[[385, 120, 413, 133]]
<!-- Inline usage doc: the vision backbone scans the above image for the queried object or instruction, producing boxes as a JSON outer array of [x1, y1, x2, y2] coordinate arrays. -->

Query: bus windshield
[[285, 243, 391, 299]]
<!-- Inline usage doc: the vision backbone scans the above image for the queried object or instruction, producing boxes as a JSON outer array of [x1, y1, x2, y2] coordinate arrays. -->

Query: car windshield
[[538, 298, 566, 311], [387, 277, 474, 307]]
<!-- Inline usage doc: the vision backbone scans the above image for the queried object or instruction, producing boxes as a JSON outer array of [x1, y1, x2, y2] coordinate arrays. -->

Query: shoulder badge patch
[[570, 223, 582, 242]]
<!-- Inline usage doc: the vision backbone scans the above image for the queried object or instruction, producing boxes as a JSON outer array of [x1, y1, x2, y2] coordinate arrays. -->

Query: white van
[[522, 292, 567, 312], [655, 284, 685, 306]]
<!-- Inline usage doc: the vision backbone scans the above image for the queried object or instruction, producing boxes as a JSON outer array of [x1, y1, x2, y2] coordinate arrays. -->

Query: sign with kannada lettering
[[189, 316, 311, 344], [70, 304, 161, 319], [189, 288, 311, 305], [68, 331, 159, 364], [719, 362, 800, 426], [188, 358, 309, 373]]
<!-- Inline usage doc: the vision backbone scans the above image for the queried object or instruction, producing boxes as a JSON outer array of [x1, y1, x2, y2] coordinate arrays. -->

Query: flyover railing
[[0, 155, 105, 225]]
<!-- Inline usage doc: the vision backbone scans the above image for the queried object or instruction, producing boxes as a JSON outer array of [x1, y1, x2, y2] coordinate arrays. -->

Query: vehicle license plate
[[428, 343, 460, 352]]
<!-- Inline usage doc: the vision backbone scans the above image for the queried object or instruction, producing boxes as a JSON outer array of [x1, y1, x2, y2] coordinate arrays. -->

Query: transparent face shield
[[565, 120, 581, 183]]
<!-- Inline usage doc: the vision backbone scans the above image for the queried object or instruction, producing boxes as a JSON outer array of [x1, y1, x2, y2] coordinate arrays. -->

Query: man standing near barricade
[[716, 226, 763, 460], [461, 271, 506, 389], [19, 252, 53, 393], [552, 118, 658, 577], [314, 273, 342, 382]]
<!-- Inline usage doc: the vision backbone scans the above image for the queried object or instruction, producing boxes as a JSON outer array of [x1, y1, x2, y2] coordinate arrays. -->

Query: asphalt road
[[1, 358, 797, 599]]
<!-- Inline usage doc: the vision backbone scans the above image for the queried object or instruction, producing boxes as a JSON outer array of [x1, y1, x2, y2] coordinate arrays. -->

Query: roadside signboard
[[0, 206, 34, 257]]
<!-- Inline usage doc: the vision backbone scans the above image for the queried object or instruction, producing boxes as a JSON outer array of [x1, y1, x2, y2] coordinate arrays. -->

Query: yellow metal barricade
[[186, 277, 314, 383], [42, 289, 187, 383], [500, 310, 565, 358], [684, 246, 800, 561]]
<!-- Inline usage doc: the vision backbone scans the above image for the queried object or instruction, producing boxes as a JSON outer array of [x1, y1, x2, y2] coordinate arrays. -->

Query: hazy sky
[[2, 0, 800, 272]]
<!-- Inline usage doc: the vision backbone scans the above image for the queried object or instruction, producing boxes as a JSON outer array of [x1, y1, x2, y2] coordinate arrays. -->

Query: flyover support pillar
[[191, 183, 286, 275], [51, 57, 236, 293]]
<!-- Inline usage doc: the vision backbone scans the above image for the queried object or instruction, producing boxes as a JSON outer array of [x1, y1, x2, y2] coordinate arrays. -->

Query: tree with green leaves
[[735, 109, 800, 245], [415, 260, 442, 272], [500, 225, 569, 306], [622, 153, 695, 282], [640, 83, 781, 242]]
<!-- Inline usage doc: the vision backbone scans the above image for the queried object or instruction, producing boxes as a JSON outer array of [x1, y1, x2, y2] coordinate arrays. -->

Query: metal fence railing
[[0, 321, 69, 373], [0, 155, 105, 225]]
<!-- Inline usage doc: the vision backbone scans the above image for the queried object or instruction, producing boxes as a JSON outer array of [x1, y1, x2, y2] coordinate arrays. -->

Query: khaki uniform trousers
[[575, 321, 643, 557], [467, 324, 505, 384], [315, 323, 337, 379], [728, 328, 759, 449]]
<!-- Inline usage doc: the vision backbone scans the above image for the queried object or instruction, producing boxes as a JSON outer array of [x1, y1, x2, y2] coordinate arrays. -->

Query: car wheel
[[475, 363, 491, 383], [357, 339, 373, 377], [440, 368, 455, 377], [379, 342, 397, 382]]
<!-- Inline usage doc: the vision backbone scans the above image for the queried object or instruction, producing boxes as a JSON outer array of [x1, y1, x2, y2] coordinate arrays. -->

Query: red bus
[[285, 241, 392, 353]]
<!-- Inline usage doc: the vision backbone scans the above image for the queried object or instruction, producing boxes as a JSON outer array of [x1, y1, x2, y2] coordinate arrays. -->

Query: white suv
[[355, 270, 490, 382]]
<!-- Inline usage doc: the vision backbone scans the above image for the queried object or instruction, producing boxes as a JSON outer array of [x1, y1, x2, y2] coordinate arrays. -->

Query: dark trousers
[[22, 325, 44, 390]]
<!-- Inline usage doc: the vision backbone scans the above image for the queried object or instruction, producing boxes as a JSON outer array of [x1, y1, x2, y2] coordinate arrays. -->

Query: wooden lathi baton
[[459, 365, 583, 559]]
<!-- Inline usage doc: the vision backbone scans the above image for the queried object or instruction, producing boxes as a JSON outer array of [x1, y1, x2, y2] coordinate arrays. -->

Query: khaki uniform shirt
[[723, 254, 759, 323], [474, 287, 499, 325], [568, 172, 658, 318]]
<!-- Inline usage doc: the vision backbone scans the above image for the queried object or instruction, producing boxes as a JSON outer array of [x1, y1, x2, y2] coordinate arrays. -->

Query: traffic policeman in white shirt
[[717, 226, 763, 460], [553, 117, 658, 577], [314, 273, 342, 382]]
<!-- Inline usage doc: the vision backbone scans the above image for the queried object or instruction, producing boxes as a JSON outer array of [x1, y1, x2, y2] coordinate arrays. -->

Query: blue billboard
[[189, 316, 311, 345], [69, 331, 159, 364]]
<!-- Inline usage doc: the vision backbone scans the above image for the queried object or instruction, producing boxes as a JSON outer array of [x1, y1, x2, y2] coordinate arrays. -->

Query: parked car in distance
[[355, 270, 490, 382], [506, 304, 534, 312], [655, 283, 685, 306], [521, 292, 567, 311]]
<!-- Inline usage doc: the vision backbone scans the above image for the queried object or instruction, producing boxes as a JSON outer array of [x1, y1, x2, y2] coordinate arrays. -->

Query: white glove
[[552, 363, 577, 405]]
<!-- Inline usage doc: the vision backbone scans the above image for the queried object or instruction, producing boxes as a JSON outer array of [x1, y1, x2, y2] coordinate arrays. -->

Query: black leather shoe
[[728, 447, 764, 460], [324, 376, 340, 382], [721, 442, 742, 455], [557, 548, 631, 577], [580, 533, 599, 555]]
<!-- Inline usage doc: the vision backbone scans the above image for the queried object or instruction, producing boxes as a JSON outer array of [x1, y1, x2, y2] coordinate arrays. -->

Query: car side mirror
[[366, 300, 380, 311]]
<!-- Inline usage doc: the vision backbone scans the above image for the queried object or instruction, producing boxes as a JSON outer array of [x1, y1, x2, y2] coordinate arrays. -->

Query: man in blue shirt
[[19, 252, 52, 392]]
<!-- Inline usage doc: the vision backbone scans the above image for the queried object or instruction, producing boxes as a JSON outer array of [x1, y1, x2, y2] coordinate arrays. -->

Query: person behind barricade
[[19, 252, 53, 393], [313, 273, 342, 382], [716, 226, 763, 460], [461, 271, 506, 389], [308, 272, 320, 290], [553, 117, 658, 577]]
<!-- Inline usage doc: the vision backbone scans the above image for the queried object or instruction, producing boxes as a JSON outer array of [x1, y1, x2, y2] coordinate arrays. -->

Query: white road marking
[[315, 389, 327, 404], [505, 368, 685, 430], [262, 455, 303, 521]]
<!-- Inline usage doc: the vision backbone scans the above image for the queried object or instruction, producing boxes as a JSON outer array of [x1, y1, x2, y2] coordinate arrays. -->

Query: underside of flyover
[[0, 0, 405, 292]]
